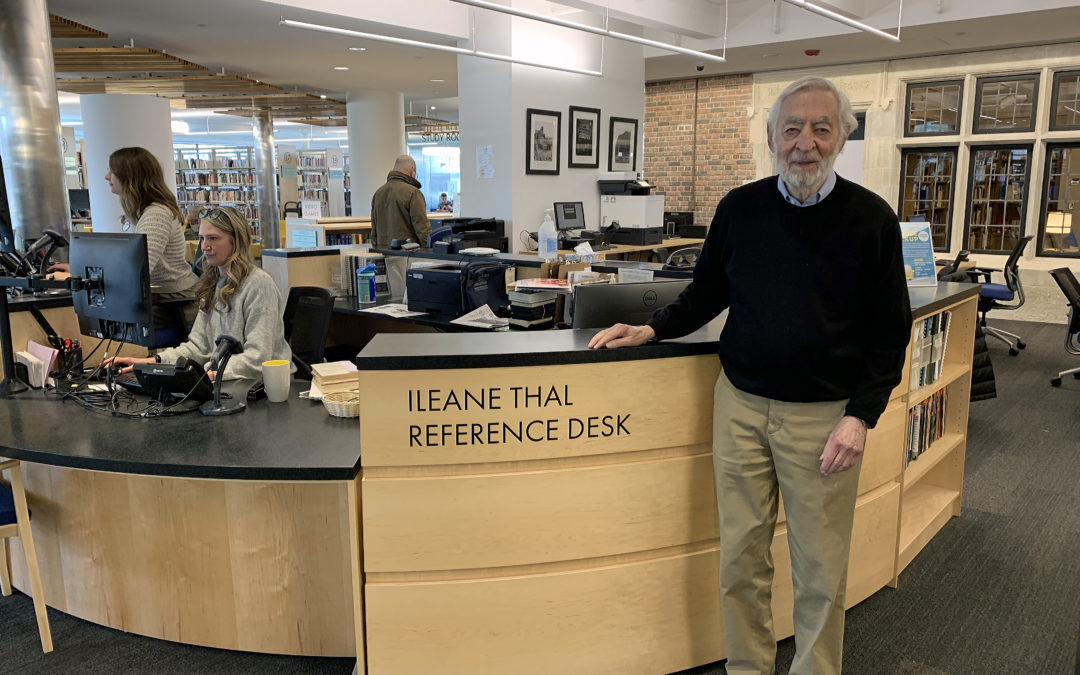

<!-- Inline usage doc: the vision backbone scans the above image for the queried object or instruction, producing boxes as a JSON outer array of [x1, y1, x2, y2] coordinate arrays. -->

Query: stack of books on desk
[[311, 361, 359, 395], [508, 289, 557, 329]]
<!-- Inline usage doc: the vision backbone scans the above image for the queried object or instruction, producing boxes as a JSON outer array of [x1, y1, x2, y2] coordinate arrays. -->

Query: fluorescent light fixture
[[430, 79, 445, 82], [779, 0, 901, 42], [333, 66, 350, 71], [280, 18, 602, 77], [349, 47, 367, 51], [448, 0, 725, 63]]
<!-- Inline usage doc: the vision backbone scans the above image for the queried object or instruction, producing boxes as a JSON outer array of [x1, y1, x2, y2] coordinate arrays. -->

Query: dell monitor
[[553, 202, 586, 231], [70, 231, 156, 347], [572, 279, 691, 329]]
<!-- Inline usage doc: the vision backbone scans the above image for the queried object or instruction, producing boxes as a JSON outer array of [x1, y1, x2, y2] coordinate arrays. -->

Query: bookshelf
[[343, 153, 351, 217], [894, 286, 978, 578], [175, 146, 261, 240], [298, 150, 329, 218], [285, 217, 371, 248]]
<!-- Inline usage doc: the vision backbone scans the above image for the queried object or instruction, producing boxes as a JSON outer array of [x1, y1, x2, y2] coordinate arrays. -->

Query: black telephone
[[133, 357, 215, 403]]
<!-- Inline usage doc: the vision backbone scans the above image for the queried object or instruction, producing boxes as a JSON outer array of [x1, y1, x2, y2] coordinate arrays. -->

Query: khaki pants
[[713, 372, 861, 675]]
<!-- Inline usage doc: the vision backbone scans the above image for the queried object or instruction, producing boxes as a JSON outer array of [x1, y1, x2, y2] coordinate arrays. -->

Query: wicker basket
[[323, 392, 361, 418]]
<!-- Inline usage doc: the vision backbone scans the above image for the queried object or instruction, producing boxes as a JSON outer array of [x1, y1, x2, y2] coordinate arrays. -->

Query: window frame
[[962, 143, 1034, 254], [1049, 69, 1080, 132], [903, 79, 964, 138], [897, 146, 959, 252], [1036, 141, 1080, 258], [972, 73, 1040, 135]]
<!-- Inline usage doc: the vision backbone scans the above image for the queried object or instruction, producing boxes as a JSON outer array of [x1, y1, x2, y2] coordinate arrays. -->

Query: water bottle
[[538, 208, 558, 262], [357, 263, 377, 304]]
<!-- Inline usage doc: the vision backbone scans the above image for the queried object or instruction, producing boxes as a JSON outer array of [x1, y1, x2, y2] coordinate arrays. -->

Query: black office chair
[[967, 235, 1032, 356], [283, 286, 335, 380], [1048, 267, 1080, 387], [664, 246, 701, 271], [936, 249, 970, 279]]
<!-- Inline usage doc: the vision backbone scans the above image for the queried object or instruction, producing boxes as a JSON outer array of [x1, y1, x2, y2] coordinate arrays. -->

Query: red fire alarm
[[804, 49, 821, 56]]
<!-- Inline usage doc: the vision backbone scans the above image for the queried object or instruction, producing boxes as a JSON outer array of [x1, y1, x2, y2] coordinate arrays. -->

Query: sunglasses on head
[[198, 207, 228, 220]]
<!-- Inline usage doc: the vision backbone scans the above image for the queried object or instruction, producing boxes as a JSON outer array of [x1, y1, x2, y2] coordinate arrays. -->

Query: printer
[[406, 265, 464, 316], [429, 217, 508, 253], [598, 173, 664, 246]]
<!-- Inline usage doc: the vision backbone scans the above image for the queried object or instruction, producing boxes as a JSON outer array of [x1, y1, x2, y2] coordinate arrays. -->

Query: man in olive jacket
[[370, 155, 430, 247]]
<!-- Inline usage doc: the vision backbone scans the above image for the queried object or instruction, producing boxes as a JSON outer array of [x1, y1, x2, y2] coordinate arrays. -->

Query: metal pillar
[[252, 110, 280, 248], [0, 0, 71, 250]]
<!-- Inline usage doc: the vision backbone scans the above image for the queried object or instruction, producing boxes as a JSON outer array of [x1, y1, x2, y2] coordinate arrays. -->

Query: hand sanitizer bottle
[[538, 208, 558, 262]]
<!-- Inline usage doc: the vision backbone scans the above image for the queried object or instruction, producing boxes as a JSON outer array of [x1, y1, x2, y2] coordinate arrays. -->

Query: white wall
[[459, 10, 645, 252]]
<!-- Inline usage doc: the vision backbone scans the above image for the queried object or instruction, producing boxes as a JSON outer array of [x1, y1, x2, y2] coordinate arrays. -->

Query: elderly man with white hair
[[590, 76, 912, 674], [370, 154, 431, 248]]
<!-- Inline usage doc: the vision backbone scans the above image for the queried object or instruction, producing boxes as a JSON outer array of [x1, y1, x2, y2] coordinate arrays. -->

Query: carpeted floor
[[1, 319, 1078, 674]]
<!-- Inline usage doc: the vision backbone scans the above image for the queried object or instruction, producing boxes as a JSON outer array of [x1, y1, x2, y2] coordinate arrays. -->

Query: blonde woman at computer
[[51, 147, 199, 328], [107, 206, 291, 382]]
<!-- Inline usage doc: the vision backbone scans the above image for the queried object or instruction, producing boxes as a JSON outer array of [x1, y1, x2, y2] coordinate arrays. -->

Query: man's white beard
[[775, 149, 839, 197]]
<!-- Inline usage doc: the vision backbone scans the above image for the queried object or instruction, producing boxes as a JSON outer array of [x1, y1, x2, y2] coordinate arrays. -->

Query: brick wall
[[644, 74, 755, 229]]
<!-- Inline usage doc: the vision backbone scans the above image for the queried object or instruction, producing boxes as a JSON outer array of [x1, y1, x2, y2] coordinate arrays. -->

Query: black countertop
[[0, 381, 360, 481], [354, 283, 981, 372]]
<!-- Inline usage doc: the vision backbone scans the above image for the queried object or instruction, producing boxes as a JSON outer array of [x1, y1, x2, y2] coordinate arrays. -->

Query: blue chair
[[968, 235, 1032, 356], [0, 460, 53, 652]]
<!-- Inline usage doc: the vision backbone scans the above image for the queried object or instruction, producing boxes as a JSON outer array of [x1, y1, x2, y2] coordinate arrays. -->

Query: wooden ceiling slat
[[53, 48, 207, 73], [217, 108, 346, 118], [290, 118, 349, 127], [56, 75, 283, 96], [177, 94, 343, 110], [50, 14, 108, 39]]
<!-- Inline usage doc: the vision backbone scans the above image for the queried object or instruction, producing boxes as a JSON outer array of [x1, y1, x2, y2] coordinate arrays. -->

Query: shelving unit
[[343, 153, 351, 217], [285, 217, 371, 248], [175, 146, 261, 240], [298, 150, 329, 218], [894, 286, 978, 578]]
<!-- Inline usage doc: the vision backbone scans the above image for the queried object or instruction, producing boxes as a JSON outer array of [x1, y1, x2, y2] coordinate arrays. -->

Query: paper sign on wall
[[301, 200, 322, 219], [900, 222, 938, 288]]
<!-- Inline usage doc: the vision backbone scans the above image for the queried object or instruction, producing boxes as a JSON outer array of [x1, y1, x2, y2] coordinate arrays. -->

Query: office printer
[[406, 265, 464, 316], [597, 172, 655, 196], [429, 217, 508, 253]]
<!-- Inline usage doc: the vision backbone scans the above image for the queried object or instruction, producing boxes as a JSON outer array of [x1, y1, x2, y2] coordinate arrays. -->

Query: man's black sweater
[[648, 175, 912, 428]]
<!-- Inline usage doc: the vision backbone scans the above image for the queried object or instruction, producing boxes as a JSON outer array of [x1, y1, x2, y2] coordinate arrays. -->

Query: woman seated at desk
[[108, 206, 291, 381], [52, 147, 200, 328]]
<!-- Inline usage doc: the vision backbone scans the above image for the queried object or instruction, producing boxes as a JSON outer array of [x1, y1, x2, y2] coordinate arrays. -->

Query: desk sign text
[[407, 385, 629, 447]]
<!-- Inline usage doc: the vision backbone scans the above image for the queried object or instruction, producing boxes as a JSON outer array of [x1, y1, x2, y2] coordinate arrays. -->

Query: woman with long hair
[[54, 147, 199, 326], [108, 206, 291, 381]]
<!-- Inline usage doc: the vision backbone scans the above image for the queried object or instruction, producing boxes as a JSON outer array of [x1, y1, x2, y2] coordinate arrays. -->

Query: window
[[1038, 143, 1080, 256], [973, 74, 1039, 133], [898, 148, 957, 250], [965, 145, 1032, 253], [904, 80, 962, 136], [1050, 70, 1080, 131]]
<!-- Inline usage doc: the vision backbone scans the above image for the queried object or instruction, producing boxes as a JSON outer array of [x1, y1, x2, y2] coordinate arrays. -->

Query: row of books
[[176, 159, 250, 170], [326, 233, 363, 245], [175, 188, 256, 203], [906, 389, 947, 466], [910, 310, 951, 391], [508, 288, 557, 329]]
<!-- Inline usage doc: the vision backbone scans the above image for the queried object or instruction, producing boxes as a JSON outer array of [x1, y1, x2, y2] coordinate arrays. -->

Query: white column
[[346, 91, 406, 217], [81, 94, 175, 233]]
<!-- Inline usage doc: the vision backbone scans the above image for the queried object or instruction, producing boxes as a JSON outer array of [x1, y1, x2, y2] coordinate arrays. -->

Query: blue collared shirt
[[777, 171, 837, 207]]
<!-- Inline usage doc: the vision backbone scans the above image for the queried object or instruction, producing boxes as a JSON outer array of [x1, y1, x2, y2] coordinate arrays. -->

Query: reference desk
[[1, 282, 980, 671], [0, 382, 362, 657]]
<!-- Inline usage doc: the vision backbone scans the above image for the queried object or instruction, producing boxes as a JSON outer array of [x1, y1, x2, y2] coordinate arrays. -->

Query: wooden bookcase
[[285, 217, 371, 248]]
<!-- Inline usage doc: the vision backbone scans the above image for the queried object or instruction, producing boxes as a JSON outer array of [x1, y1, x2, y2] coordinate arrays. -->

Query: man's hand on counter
[[588, 323, 655, 349]]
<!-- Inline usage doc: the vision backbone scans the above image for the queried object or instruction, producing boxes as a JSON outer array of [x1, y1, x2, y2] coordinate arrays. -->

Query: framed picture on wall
[[568, 106, 601, 168], [525, 108, 561, 175], [608, 116, 638, 172]]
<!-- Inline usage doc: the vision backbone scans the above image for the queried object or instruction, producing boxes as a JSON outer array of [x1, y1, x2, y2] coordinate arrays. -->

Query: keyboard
[[112, 370, 146, 394]]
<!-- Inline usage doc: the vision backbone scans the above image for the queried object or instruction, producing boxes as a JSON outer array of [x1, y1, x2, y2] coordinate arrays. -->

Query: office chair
[[967, 235, 1032, 356], [0, 460, 53, 653], [1047, 267, 1080, 387], [283, 286, 335, 380], [664, 246, 701, 271], [427, 225, 454, 248], [936, 249, 970, 279]]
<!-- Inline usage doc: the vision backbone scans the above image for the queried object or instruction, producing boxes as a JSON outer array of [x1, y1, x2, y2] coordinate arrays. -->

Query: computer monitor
[[69, 231, 156, 347], [68, 189, 90, 217], [553, 202, 586, 231], [663, 211, 693, 236], [572, 279, 691, 329]]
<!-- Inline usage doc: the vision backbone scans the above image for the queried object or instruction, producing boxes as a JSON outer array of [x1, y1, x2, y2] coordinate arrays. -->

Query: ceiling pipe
[[779, 0, 901, 42]]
